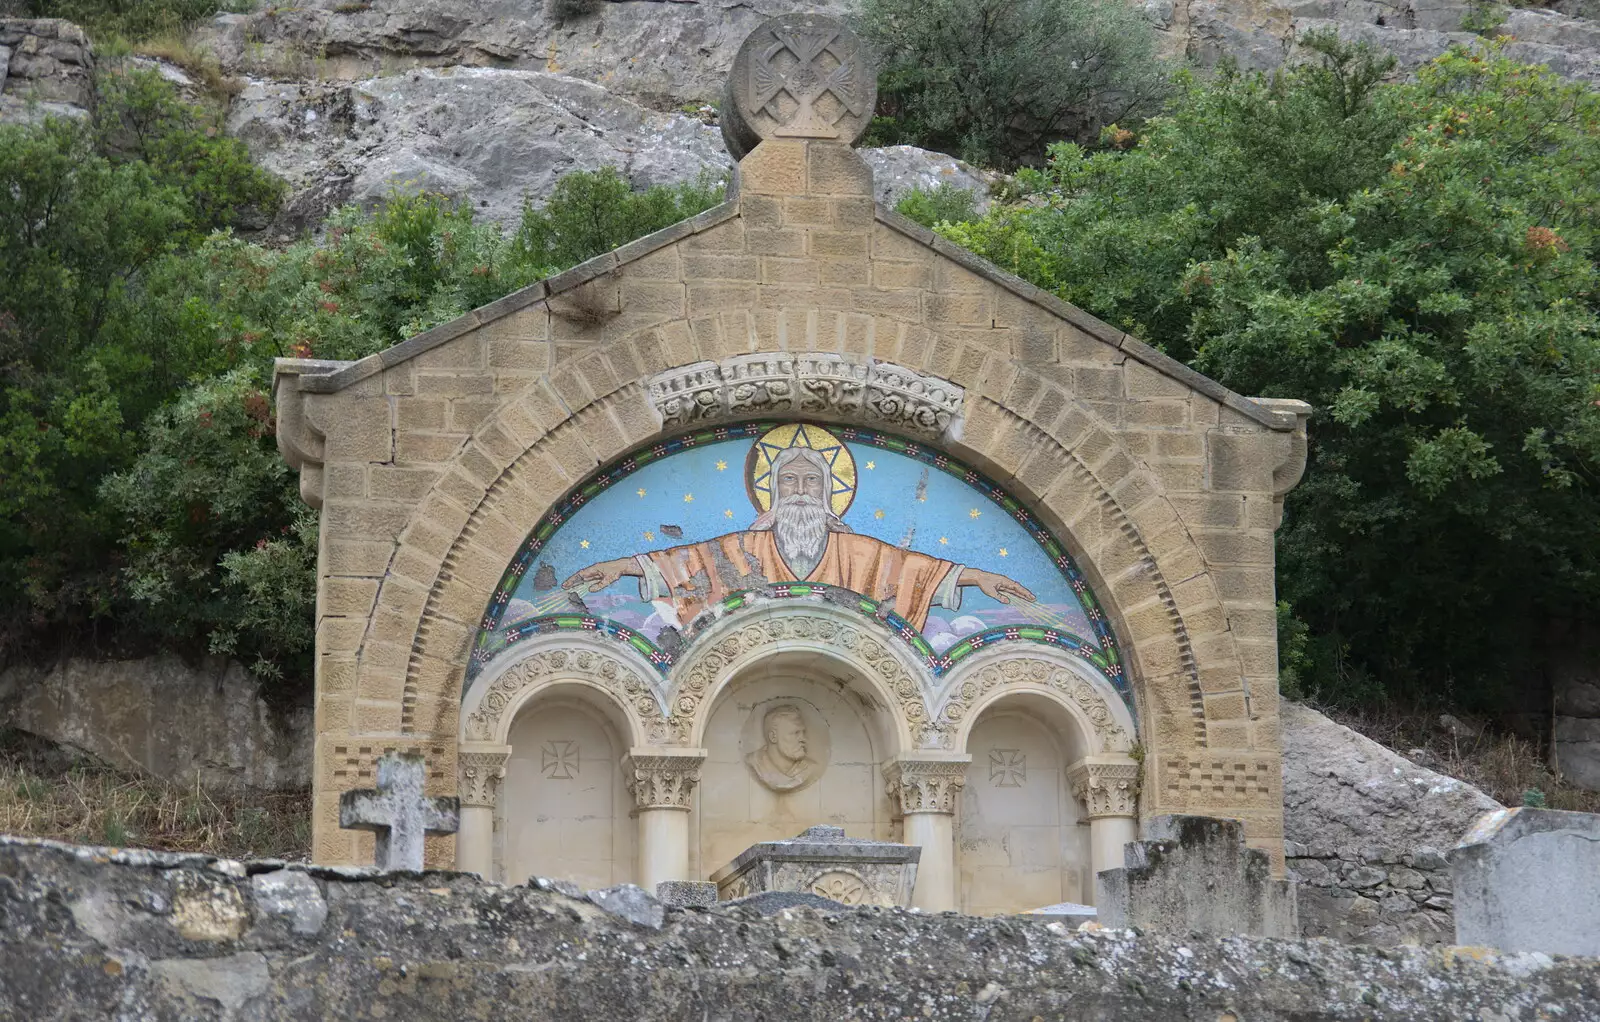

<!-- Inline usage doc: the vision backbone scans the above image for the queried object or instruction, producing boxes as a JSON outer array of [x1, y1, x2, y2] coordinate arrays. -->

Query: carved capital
[[647, 353, 963, 441], [457, 745, 511, 808], [626, 749, 707, 811], [1068, 756, 1141, 819], [884, 757, 970, 815]]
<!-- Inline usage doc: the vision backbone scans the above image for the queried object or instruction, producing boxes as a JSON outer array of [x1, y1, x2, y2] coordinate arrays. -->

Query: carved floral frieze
[[647, 353, 963, 440], [937, 657, 1133, 753]]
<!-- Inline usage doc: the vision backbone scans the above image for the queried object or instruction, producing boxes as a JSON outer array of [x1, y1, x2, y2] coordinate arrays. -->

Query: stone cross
[[339, 752, 459, 871]]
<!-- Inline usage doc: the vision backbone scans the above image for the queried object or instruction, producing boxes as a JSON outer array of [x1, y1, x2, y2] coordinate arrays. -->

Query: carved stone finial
[[722, 13, 878, 160]]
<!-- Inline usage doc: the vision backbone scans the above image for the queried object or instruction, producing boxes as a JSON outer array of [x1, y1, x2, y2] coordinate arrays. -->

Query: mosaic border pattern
[[469, 422, 1127, 697]]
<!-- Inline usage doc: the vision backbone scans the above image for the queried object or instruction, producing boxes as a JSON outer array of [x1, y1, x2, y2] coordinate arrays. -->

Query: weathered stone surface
[[709, 825, 922, 908], [194, 0, 847, 106], [859, 146, 1001, 217], [2, 835, 1597, 1020], [1288, 845, 1455, 946], [250, 870, 329, 936], [1451, 807, 1600, 957], [1281, 701, 1502, 851], [654, 879, 718, 907], [338, 752, 459, 871], [225, 66, 732, 238], [0, 654, 312, 792], [0, 18, 93, 123], [1097, 815, 1298, 938], [586, 882, 665, 929]]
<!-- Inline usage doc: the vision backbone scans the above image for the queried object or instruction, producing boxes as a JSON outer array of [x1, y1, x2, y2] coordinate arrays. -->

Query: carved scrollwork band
[[647, 353, 964, 440], [627, 753, 706, 810], [938, 657, 1133, 753], [1068, 757, 1141, 819], [884, 758, 969, 815], [457, 746, 511, 808], [464, 647, 682, 746]]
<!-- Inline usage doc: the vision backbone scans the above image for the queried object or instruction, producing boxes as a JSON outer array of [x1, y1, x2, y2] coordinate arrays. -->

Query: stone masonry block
[[414, 334, 485, 370], [368, 467, 441, 502], [322, 577, 381, 618], [1208, 432, 1276, 492], [396, 432, 468, 465], [783, 197, 832, 227], [871, 225, 934, 264], [323, 400, 393, 463], [762, 257, 819, 284], [683, 253, 760, 281], [807, 143, 873, 196], [746, 228, 808, 257], [324, 540, 394, 578], [683, 220, 747, 253], [871, 261, 932, 290], [739, 140, 809, 195], [811, 230, 868, 258]]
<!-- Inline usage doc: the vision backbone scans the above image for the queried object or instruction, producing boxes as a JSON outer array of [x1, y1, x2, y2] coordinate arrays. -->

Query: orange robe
[[634, 530, 963, 632]]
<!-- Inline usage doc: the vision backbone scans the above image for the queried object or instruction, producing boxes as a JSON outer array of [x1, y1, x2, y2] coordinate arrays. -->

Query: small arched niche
[[958, 691, 1095, 915], [692, 647, 906, 880], [498, 685, 637, 888]]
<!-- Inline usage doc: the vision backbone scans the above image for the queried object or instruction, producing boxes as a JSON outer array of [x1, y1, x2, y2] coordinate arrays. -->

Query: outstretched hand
[[961, 568, 1036, 605], [561, 557, 636, 593]]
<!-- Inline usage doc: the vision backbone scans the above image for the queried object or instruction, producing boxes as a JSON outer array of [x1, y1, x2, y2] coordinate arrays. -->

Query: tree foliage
[[855, 0, 1171, 167], [0, 68, 727, 690], [938, 36, 1600, 709]]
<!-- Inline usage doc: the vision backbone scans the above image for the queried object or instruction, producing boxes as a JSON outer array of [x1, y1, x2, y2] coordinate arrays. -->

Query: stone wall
[[0, 656, 312, 792], [1288, 843, 1454, 945], [0, 18, 92, 121], [1, 834, 1595, 1021]]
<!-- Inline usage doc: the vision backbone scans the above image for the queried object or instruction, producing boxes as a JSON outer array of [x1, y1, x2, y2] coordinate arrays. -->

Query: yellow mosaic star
[[969, 508, 981, 519], [636, 488, 646, 498], [874, 509, 885, 519], [939, 536, 948, 545], [715, 460, 727, 471], [579, 539, 590, 549], [865, 460, 875, 470], [724, 509, 734, 518], [998, 548, 1008, 557], [684, 493, 694, 503], [644, 531, 655, 542]]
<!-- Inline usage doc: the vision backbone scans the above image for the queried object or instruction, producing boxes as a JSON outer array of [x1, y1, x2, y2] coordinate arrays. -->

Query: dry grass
[[0, 729, 309, 859], [1315, 703, 1600, 815], [131, 34, 243, 99]]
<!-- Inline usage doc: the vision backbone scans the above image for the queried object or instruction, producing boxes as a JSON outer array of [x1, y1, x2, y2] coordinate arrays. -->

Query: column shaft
[[626, 748, 707, 892], [903, 811, 956, 911], [636, 807, 691, 893], [455, 744, 511, 878], [457, 804, 495, 877]]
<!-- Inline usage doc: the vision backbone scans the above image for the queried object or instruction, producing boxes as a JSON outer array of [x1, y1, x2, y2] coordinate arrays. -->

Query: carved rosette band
[[457, 746, 511, 808], [885, 759, 969, 815], [627, 753, 706, 811], [1068, 758, 1141, 819], [647, 353, 964, 440]]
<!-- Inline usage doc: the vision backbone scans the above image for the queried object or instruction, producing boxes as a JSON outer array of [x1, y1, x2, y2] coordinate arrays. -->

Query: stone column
[[626, 748, 707, 893], [885, 756, 970, 912], [1069, 755, 1141, 894], [455, 744, 510, 878]]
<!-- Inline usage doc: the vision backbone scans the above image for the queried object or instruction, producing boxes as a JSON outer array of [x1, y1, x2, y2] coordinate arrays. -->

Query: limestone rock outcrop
[[0, 18, 93, 122], [0, 655, 311, 792]]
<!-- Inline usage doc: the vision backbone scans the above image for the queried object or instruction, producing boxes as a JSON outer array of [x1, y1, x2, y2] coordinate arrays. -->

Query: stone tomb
[[273, 13, 1310, 915], [710, 824, 920, 907]]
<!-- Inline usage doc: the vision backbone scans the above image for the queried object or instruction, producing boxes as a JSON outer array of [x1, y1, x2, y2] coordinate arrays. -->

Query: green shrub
[[512, 167, 726, 271], [15, 0, 251, 42], [855, 0, 1171, 168], [894, 184, 980, 229], [937, 36, 1600, 711]]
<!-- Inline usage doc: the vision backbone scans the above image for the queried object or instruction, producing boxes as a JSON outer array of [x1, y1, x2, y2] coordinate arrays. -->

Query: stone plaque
[[721, 13, 877, 160]]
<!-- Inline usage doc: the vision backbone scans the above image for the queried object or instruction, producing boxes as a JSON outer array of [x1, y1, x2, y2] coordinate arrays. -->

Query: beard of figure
[[773, 493, 831, 578]]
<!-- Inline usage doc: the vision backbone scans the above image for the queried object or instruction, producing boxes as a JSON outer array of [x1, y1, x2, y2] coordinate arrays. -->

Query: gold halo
[[745, 423, 857, 517]]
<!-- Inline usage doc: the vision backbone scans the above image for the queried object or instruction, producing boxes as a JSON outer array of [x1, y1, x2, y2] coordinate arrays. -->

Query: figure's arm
[[561, 556, 644, 593], [956, 567, 1036, 605]]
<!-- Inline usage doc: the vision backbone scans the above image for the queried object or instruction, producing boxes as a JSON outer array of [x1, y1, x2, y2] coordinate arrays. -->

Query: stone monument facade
[[273, 13, 1309, 913]]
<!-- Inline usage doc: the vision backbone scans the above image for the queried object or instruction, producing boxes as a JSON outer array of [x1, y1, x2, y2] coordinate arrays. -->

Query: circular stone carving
[[740, 698, 832, 793], [810, 870, 867, 906], [721, 13, 878, 160]]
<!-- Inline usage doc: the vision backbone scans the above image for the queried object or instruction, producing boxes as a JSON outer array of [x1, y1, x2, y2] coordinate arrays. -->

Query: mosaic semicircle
[[470, 422, 1129, 706]]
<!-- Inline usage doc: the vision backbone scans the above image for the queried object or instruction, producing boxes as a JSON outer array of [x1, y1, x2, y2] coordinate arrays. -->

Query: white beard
[[773, 496, 830, 578]]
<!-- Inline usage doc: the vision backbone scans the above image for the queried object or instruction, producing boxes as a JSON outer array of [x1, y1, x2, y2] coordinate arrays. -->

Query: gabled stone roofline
[[273, 182, 1305, 432]]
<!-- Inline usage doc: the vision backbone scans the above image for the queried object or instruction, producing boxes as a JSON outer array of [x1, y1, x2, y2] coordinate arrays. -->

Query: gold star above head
[[580, 539, 590, 549], [969, 508, 981, 519], [724, 509, 734, 518], [636, 488, 646, 498], [874, 509, 885, 519], [939, 536, 948, 545], [644, 531, 655, 542], [684, 493, 694, 502], [865, 460, 875, 470], [999, 547, 1008, 557], [715, 459, 727, 471]]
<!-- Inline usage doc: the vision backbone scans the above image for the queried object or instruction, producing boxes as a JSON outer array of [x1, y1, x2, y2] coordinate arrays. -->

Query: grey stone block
[[1096, 815, 1298, 939], [586, 883, 665, 930], [656, 880, 718, 908], [250, 870, 327, 936], [1450, 807, 1600, 956]]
